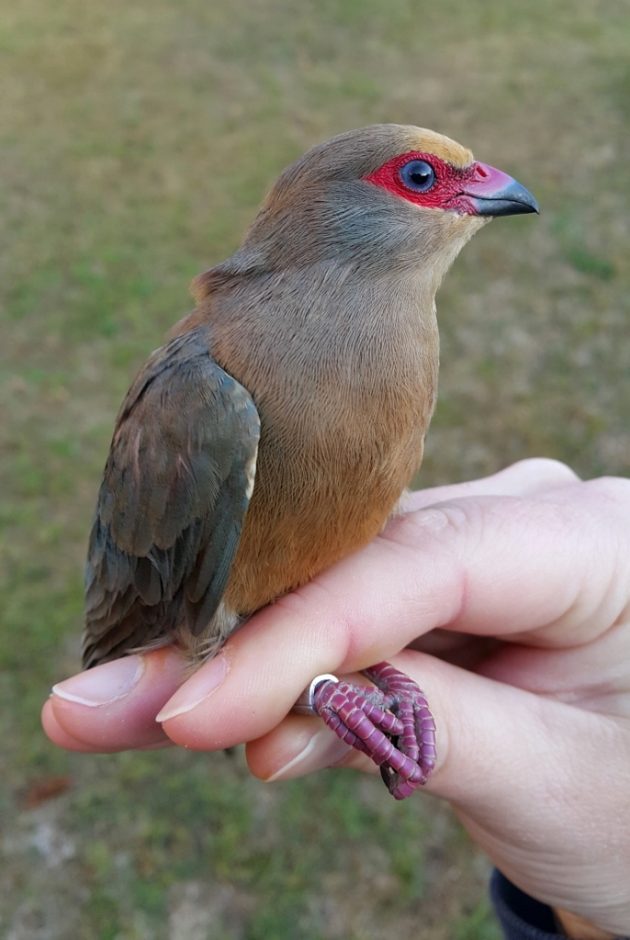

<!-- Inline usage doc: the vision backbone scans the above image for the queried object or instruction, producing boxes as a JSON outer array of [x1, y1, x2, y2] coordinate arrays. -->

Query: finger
[[244, 656, 448, 784], [45, 648, 185, 751], [157, 485, 626, 752], [244, 649, 625, 821], [41, 698, 101, 752], [245, 650, 630, 934], [401, 457, 579, 512], [478, 623, 630, 715], [156, 519, 461, 753]]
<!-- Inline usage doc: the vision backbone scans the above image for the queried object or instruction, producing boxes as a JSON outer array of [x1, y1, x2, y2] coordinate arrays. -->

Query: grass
[[1, 0, 629, 936]]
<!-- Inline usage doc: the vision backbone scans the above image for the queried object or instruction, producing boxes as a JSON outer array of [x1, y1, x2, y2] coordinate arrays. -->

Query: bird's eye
[[399, 159, 436, 193]]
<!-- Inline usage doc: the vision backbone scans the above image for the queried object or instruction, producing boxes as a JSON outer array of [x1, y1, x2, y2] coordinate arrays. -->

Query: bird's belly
[[223, 424, 424, 615]]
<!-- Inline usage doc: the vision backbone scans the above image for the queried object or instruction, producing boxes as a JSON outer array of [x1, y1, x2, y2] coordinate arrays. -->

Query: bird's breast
[[220, 321, 437, 614]]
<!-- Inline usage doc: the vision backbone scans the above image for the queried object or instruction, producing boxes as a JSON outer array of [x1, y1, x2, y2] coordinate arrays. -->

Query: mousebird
[[84, 124, 538, 799]]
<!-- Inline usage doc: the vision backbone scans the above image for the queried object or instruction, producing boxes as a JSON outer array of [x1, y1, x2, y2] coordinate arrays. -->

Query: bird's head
[[193, 125, 537, 301], [241, 124, 537, 280]]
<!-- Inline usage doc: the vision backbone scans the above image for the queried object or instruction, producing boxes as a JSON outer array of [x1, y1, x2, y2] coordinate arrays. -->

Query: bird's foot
[[300, 662, 436, 800]]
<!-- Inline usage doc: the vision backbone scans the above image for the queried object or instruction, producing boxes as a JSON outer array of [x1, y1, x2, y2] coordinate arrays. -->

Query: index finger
[[158, 482, 623, 751]]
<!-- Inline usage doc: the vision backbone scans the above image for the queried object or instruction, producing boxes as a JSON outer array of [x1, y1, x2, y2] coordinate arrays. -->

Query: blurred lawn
[[1, 0, 629, 937]]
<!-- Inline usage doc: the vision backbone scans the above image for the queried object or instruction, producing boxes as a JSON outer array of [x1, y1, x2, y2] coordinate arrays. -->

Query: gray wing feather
[[82, 328, 260, 667]]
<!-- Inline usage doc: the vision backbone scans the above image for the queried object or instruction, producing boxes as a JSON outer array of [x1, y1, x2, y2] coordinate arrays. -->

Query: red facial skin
[[364, 151, 518, 216]]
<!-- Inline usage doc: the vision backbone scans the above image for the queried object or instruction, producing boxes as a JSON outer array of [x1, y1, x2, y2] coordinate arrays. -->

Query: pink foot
[[299, 662, 436, 800]]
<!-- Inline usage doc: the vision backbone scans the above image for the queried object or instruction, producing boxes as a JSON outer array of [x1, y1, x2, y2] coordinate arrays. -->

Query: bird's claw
[[308, 661, 436, 800]]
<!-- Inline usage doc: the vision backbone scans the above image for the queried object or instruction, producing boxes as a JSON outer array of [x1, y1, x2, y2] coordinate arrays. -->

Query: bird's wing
[[82, 327, 260, 668]]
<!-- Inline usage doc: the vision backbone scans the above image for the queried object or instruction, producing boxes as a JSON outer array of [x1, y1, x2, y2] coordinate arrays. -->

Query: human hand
[[43, 459, 630, 937]]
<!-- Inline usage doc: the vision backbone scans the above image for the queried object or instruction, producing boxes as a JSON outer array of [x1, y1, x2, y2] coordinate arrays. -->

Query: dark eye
[[399, 159, 435, 193]]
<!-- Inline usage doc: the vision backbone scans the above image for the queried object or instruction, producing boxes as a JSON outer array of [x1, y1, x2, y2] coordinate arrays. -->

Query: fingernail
[[52, 655, 145, 707], [155, 652, 229, 722], [266, 727, 351, 782]]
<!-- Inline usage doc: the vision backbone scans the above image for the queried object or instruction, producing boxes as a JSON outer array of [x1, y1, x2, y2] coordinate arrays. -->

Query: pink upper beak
[[460, 162, 539, 217]]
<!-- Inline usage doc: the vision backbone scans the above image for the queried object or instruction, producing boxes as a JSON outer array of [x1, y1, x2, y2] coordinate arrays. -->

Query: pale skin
[[43, 459, 630, 938]]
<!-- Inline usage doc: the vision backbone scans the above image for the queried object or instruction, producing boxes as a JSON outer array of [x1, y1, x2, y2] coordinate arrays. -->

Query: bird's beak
[[460, 162, 539, 217]]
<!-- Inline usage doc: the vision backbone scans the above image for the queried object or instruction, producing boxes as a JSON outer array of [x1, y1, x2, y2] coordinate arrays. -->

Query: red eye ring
[[364, 151, 466, 210]]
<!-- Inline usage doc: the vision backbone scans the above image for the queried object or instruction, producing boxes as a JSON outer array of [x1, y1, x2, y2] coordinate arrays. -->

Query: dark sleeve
[[490, 870, 562, 939], [490, 870, 629, 940]]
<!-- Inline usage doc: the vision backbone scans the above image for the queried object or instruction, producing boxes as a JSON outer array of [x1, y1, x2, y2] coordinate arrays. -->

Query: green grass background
[[1, 0, 628, 937]]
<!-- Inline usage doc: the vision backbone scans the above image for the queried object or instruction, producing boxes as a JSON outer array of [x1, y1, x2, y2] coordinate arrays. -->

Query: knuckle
[[510, 457, 580, 485], [388, 501, 471, 546]]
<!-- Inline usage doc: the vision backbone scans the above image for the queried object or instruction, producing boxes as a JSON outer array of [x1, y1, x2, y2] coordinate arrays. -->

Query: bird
[[83, 124, 538, 798]]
